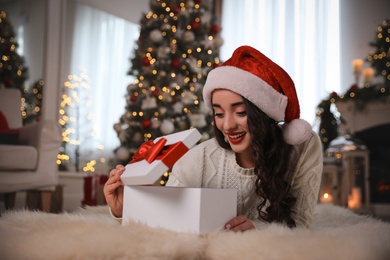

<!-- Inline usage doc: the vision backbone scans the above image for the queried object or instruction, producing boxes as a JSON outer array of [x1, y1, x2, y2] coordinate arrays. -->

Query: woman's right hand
[[103, 164, 126, 218]]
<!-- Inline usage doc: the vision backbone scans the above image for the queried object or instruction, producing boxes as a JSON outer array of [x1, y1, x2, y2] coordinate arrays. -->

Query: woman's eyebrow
[[212, 101, 245, 108]]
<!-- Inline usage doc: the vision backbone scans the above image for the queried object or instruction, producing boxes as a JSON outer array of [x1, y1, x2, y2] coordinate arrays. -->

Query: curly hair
[[213, 97, 297, 228]]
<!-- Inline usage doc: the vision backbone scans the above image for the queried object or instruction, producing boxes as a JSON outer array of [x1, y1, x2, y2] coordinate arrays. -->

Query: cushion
[[0, 110, 20, 145], [0, 110, 9, 129], [0, 144, 38, 170]]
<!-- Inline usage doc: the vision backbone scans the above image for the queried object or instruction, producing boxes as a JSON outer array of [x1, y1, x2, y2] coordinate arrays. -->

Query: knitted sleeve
[[290, 131, 323, 228]]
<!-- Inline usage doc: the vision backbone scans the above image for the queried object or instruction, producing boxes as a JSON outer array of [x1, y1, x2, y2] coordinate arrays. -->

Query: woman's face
[[212, 89, 253, 159]]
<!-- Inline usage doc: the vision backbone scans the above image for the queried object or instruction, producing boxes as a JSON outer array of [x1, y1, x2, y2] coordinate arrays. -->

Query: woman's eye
[[214, 112, 224, 118], [236, 111, 247, 116]]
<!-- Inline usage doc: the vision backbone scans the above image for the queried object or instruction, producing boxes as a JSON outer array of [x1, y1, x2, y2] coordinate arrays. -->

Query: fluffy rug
[[0, 204, 389, 260]]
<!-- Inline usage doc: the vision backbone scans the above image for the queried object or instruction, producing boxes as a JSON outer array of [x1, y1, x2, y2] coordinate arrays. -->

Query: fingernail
[[225, 224, 231, 230]]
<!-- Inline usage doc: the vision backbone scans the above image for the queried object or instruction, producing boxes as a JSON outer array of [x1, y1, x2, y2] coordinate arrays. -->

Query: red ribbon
[[130, 138, 167, 164], [129, 138, 189, 168]]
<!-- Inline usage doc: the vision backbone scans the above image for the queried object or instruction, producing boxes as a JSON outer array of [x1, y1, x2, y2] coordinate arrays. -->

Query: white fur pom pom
[[282, 119, 312, 145]]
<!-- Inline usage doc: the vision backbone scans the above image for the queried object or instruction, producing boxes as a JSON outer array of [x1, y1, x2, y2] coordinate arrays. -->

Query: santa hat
[[203, 45, 311, 145]]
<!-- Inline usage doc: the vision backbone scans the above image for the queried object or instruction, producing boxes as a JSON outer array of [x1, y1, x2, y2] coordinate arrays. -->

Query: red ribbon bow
[[130, 138, 167, 164]]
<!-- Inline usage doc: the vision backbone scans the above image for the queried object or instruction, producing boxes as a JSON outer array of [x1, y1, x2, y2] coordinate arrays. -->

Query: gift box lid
[[121, 128, 202, 185]]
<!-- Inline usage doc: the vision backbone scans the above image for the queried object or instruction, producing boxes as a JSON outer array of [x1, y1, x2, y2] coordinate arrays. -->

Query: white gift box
[[122, 186, 237, 233], [121, 128, 237, 233]]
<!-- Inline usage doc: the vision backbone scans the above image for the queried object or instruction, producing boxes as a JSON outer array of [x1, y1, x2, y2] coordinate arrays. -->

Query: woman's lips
[[226, 132, 246, 145]]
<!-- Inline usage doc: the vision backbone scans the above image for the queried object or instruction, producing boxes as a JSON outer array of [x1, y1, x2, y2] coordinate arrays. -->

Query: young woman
[[104, 45, 323, 232]]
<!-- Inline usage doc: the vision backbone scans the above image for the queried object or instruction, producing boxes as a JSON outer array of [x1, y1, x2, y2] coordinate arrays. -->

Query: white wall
[[339, 0, 390, 92]]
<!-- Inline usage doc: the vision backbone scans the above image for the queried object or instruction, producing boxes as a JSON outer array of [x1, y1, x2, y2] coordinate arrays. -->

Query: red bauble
[[191, 21, 200, 30], [141, 118, 152, 129], [4, 78, 13, 87], [171, 59, 180, 69], [152, 89, 159, 96], [142, 57, 151, 66], [194, 0, 203, 3], [172, 7, 181, 14], [130, 94, 137, 102], [210, 25, 220, 34], [349, 84, 358, 91], [330, 91, 338, 98]]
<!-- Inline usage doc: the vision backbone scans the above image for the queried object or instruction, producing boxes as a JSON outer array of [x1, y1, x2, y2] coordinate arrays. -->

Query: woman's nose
[[223, 114, 236, 130]]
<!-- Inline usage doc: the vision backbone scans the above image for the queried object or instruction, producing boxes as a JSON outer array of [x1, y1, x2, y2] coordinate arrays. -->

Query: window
[[220, 0, 340, 125], [66, 2, 139, 168]]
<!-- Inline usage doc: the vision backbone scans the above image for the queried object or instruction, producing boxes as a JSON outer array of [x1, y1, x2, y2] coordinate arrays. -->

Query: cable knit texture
[[167, 131, 323, 228]]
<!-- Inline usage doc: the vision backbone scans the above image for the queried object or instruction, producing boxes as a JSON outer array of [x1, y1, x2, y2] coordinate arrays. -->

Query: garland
[[316, 83, 390, 151]]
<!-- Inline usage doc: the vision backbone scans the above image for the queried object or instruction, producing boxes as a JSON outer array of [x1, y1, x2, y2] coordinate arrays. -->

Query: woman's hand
[[225, 215, 255, 232], [103, 164, 126, 218]]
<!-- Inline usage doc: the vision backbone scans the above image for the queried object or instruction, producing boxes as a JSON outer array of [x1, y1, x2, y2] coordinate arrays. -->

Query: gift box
[[121, 128, 237, 233]]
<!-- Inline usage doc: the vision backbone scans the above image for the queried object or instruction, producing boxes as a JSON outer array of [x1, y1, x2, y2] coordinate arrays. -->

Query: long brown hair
[[213, 97, 297, 228]]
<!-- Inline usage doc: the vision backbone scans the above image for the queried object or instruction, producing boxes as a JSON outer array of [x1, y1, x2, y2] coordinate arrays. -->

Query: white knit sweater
[[166, 131, 323, 229]]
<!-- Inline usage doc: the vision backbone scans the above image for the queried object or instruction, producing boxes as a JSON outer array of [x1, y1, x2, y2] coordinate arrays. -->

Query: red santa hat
[[203, 45, 311, 145]]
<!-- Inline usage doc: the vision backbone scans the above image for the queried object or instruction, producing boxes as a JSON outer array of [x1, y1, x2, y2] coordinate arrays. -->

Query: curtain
[[220, 0, 340, 125], [68, 2, 139, 168]]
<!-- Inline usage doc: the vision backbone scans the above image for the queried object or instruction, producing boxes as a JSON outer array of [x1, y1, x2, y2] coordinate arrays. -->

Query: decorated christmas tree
[[367, 19, 390, 88], [0, 11, 28, 91], [0, 11, 43, 125], [316, 19, 390, 150], [113, 0, 223, 184]]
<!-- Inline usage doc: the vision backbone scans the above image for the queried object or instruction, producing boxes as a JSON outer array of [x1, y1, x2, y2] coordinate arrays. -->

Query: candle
[[320, 193, 333, 204], [363, 68, 374, 84], [352, 59, 363, 75], [348, 187, 362, 209]]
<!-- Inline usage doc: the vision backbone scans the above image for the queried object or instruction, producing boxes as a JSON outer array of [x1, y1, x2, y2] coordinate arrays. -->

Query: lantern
[[321, 134, 371, 213]]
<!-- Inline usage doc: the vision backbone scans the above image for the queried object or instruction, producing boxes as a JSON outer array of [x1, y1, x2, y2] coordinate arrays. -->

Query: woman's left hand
[[225, 215, 255, 232]]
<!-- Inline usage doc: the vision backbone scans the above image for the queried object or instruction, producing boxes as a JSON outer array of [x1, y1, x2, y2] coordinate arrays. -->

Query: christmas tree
[[0, 11, 28, 91], [113, 0, 223, 184], [0, 11, 43, 125], [367, 19, 390, 88]]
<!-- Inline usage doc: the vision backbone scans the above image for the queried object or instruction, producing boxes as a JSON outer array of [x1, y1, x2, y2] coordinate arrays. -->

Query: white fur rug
[[0, 204, 389, 260]]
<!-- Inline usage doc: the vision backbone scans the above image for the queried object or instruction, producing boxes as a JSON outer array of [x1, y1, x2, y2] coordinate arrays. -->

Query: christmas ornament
[[132, 132, 143, 142], [116, 146, 130, 161], [159, 106, 168, 115], [150, 29, 163, 43], [191, 21, 200, 30], [157, 46, 171, 58], [127, 83, 136, 92], [141, 96, 157, 110], [118, 131, 128, 142], [161, 23, 171, 31], [181, 90, 196, 105], [213, 36, 224, 47], [173, 101, 184, 113], [141, 118, 152, 129], [186, 0, 195, 9], [172, 7, 181, 14], [171, 59, 180, 69], [160, 119, 175, 135], [210, 25, 220, 34], [113, 123, 122, 132], [152, 118, 160, 129], [142, 57, 151, 66], [183, 31, 195, 42], [199, 101, 211, 114], [130, 94, 137, 102], [189, 114, 207, 128]]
